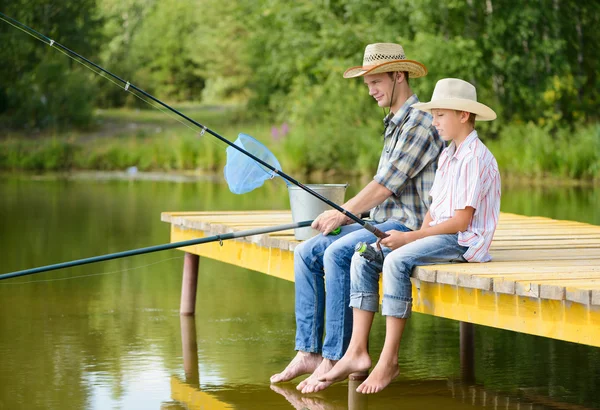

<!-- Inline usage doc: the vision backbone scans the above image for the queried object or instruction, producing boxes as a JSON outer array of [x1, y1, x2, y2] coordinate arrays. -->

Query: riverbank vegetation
[[1, 0, 599, 181]]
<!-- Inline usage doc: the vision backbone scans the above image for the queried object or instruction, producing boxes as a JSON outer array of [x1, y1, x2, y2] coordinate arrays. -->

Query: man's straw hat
[[343, 43, 427, 79], [411, 78, 497, 121]]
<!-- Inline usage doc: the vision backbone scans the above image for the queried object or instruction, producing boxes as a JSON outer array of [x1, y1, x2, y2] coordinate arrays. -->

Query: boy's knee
[[350, 252, 368, 279], [382, 252, 411, 280]]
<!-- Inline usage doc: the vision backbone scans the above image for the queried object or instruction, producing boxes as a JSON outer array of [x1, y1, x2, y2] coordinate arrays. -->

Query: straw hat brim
[[343, 60, 427, 79], [411, 99, 497, 121]]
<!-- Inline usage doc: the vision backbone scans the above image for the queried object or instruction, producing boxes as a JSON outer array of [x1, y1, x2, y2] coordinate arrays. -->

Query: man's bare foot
[[318, 351, 371, 384], [296, 358, 337, 394], [356, 359, 399, 394], [270, 351, 323, 383]]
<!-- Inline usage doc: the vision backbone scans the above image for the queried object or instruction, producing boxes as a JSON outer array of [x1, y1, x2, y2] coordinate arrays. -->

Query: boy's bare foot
[[296, 358, 337, 394], [318, 351, 371, 384], [356, 360, 399, 394], [270, 351, 323, 383]]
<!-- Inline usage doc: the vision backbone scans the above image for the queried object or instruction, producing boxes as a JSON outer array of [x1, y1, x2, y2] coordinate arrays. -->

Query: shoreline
[[1, 170, 598, 188]]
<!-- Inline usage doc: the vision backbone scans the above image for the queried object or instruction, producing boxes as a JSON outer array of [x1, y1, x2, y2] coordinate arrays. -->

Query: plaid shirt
[[371, 94, 443, 230]]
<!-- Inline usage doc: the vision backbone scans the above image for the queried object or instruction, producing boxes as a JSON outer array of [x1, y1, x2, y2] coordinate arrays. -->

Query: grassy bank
[[1, 105, 599, 183]]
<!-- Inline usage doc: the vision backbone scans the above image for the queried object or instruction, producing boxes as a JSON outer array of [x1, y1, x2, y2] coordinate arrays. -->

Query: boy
[[319, 78, 501, 394]]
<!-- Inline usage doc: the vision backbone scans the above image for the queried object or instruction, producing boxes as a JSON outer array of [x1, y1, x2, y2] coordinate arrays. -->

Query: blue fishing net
[[224, 133, 289, 194]]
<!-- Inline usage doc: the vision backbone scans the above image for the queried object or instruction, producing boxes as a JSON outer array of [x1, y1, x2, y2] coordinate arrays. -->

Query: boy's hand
[[380, 230, 419, 250], [312, 210, 350, 235]]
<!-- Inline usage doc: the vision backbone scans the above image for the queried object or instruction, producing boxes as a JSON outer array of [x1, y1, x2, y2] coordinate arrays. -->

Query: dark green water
[[0, 175, 599, 410]]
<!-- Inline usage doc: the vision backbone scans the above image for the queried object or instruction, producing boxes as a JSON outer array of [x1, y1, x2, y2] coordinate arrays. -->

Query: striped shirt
[[371, 94, 443, 231], [428, 130, 501, 262]]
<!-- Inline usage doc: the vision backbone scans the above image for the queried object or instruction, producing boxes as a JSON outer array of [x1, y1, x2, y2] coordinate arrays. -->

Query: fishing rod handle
[[363, 222, 390, 239]]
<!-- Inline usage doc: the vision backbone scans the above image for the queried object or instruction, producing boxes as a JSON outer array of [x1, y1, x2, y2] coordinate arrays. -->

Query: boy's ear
[[459, 111, 471, 123]]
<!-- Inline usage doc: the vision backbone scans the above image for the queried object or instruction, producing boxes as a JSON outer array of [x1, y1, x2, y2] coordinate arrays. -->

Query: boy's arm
[[414, 207, 474, 238], [381, 207, 474, 249], [420, 211, 433, 230]]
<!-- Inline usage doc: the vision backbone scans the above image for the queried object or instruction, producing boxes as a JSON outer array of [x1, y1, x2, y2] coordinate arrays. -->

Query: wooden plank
[[491, 248, 600, 261], [592, 290, 600, 306]]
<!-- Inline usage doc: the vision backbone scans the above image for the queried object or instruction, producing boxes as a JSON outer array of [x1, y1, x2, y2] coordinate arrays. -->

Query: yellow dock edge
[[171, 225, 600, 348]]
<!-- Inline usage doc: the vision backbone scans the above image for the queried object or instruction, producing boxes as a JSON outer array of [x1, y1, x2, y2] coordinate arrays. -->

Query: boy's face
[[431, 109, 468, 141], [363, 73, 396, 108]]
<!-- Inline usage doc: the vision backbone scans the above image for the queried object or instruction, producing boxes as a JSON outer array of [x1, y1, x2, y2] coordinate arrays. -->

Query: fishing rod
[[0, 221, 313, 281], [0, 12, 388, 240]]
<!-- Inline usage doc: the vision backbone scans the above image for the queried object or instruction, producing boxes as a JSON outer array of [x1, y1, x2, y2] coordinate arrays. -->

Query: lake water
[[0, 174, 599, 409]]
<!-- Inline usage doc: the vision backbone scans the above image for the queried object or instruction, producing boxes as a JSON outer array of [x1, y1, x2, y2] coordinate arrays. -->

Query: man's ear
[[396, 72, 405, 84]]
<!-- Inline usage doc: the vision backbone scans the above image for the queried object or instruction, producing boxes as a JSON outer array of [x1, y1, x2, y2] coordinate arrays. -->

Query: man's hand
[[380, 230, 420, 250], [311, 210, 351, 235]]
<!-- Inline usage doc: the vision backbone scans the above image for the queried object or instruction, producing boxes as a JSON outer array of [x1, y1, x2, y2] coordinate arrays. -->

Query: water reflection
[[0, 175, 599, 409]]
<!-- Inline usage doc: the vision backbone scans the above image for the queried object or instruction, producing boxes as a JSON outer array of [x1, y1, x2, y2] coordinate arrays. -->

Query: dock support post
[[180, 252, 199, 315], [460, 321, 475, 383], [180, 315, 200, 386]]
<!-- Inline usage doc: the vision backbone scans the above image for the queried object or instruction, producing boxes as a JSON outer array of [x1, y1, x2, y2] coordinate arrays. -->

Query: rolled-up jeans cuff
[[349, 292, 379, 312], [294, 345, 320, 354], [381, 295, 412, 319]]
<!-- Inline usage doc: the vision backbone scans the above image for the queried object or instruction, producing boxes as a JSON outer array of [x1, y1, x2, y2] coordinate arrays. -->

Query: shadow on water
[[0, 174, 599, 409]]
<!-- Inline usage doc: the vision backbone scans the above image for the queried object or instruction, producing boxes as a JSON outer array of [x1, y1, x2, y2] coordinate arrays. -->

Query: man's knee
[[323, 239, 355, 266], [294, 240, 310, 261]]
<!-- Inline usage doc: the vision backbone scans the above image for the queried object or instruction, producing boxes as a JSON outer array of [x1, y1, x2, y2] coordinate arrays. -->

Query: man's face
[[432, 109, 463, 141], [364, 73, 396, 108]]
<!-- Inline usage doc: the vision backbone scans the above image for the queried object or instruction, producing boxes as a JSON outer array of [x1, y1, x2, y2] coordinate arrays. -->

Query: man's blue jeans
[[293, 220, 410, 360], [350, 234, 468, 318]]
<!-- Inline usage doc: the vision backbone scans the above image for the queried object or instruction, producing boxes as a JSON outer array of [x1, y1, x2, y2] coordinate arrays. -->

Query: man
[[270, 43, 443, 394]]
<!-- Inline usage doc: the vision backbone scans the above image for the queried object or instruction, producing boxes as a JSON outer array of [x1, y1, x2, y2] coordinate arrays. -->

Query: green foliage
[[0, 138, 79, 171], [2, 0, 600, 180], [487, 123, 600, 180], [279, 70, 381, 174], [0, 0, 102, 130]]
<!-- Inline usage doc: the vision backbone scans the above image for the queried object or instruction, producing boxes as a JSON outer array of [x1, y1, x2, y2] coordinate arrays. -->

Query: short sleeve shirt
[[428, 130, 501, 262]]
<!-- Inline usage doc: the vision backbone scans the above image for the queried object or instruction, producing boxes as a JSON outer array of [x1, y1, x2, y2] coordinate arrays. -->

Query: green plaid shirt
[[370, 94, 443, 230]]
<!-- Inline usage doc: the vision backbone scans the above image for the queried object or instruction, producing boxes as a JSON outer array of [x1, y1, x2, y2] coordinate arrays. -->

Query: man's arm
[[311, 180, 393, 235]]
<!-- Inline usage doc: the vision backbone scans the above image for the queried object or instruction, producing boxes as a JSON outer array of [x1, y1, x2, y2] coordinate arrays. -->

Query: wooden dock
[[162, 211, 600, 348]]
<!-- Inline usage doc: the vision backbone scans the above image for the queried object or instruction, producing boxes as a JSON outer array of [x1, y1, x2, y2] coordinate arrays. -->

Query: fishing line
[[0, 13, 223, 150], [0, 256, 183, 285]]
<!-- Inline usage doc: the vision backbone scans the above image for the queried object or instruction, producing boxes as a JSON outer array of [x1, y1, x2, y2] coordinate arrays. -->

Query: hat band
[[364, 53, 405, 63]]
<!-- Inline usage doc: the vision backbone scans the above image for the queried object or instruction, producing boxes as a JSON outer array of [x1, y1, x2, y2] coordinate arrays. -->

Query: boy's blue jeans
[[350, 234, 468, 318], [294, 220, 410, 360]]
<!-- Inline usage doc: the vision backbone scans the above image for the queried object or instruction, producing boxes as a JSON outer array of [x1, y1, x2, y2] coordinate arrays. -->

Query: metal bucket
[[288, 184, 348, 240]]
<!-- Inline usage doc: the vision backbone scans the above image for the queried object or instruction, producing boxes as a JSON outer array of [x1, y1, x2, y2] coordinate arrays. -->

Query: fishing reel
[[355, 241, 384, 265]]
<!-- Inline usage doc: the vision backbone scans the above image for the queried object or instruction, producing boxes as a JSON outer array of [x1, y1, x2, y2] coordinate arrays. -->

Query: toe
[[313, 382, 327, 392]]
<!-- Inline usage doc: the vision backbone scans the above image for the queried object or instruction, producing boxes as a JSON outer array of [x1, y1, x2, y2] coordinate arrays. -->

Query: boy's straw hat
[[411, 78, 496, 121], [343, 43, 427, 79]]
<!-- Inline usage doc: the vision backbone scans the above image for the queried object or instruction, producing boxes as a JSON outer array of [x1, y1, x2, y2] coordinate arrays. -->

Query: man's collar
[[389, 94, 419, 127]]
